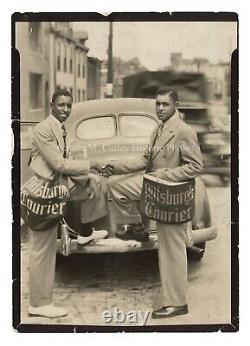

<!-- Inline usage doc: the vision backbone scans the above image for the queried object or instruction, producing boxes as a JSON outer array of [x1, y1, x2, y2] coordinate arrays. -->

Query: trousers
[[29, 224, 58, 307], [28, 174, 108, 307], [109, 172, 188, 306]]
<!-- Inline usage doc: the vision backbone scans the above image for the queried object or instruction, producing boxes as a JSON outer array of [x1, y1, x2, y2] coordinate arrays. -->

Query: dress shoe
[[28, 304, 68, 318], [77, 229, 108, 245], [152, 304, 188, 319], [115, 223, 149, 242]]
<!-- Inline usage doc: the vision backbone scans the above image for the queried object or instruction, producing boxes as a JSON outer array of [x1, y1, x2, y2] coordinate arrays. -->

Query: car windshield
[[119, 114, 157, 138], [76, 115, 116, 139]]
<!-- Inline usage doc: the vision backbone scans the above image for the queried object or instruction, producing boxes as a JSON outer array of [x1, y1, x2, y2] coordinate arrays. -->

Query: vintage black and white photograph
[[12, 13, 238, 332]]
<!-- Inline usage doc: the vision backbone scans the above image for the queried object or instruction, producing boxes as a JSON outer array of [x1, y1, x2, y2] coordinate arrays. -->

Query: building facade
[[49, 24, 88, 104], [15, 22, 89, 122], [15, 22, 50, 122]]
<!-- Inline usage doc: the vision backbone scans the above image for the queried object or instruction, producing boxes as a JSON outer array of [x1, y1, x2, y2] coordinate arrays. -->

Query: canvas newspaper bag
[[21, 173, 69, 231], [140, 174, 195, 224]]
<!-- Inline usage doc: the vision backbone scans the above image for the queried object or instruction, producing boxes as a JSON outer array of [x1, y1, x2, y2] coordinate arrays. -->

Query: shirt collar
[[162, 109, 180, 130], [49, 114, 63, 130]]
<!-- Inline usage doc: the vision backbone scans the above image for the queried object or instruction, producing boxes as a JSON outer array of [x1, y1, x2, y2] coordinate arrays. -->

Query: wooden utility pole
[[106, 22, 113, 98]]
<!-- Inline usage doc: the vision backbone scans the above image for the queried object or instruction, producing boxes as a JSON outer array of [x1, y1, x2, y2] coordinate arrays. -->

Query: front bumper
[[57, 226, 218, 255], [202, 166, 230, 176]]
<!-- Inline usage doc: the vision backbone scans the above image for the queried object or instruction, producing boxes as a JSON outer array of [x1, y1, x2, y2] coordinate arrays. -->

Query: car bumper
[[57, 226, 218, 254], [202, 166, 231, 176]]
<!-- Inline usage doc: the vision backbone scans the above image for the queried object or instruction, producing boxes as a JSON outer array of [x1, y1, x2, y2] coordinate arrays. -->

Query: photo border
[[11, 11, 239, 333]]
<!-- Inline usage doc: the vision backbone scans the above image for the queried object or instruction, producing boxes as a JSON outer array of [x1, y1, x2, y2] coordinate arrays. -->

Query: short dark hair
[[51, 88, 73, 104], [155, 87, 178, 103]]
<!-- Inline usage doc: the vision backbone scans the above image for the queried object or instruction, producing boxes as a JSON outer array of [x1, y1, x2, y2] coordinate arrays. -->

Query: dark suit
[[109, 111, 203, 306], [28, 115, 107, 307]]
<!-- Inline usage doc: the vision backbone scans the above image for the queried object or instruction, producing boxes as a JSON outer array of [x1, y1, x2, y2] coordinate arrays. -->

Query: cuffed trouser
[[109, 172, 188, 307], [29, 224, 58, 307], [157, 222, 187, 306]]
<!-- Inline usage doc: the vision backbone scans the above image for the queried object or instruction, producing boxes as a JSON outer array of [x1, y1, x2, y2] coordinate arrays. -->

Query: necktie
[[61, 124, 67, 158], [157, 123, 164, 138]]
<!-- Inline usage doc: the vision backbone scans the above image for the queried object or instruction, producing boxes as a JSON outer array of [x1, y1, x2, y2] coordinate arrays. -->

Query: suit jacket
[[30, 115, 90, 181], [111, 111, 203, 182]]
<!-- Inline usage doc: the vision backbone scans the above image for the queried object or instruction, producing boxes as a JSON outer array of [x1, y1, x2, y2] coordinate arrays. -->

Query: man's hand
[[101, 164, 114, 177], [86, 175, 99, 199], [90, 160, 114, 177]]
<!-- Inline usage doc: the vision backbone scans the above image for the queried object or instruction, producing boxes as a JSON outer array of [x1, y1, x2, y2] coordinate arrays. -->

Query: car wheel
[[187, 242, 206, 261]]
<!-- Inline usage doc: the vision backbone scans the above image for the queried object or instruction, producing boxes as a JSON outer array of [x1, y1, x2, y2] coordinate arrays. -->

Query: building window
[[78, 89, 81, 102], [82, 64, 85, 78], [69, 47, 73, 73], [57, 41, 61, 71], [29, 73, 42, 109], [29, 22, 41, 52], [64, 44, 67, 72], [77, 53, 81, 78], [82, 90, 85, 101]]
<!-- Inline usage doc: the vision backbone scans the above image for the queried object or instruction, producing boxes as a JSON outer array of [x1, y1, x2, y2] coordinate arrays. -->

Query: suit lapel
[[151, 112, 180, 160], [47, 116, 65, 152]]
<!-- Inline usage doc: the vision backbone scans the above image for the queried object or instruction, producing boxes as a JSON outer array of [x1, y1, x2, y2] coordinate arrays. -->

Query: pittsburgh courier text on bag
[[20, 174, 69, 231], [140, 174, 195, 224]]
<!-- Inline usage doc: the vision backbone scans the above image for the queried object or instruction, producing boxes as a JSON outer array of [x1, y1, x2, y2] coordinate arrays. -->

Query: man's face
[[51, 95, 73, 123], [155, 93, 177, 123]]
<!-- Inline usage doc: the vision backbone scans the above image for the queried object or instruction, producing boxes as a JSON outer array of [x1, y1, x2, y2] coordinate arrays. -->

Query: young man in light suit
[[108, 88, 203, 318], [27, 89, 109, 318]]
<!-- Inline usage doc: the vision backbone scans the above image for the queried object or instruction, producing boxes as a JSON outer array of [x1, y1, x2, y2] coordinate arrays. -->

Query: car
[[21, 98, 218, 260]]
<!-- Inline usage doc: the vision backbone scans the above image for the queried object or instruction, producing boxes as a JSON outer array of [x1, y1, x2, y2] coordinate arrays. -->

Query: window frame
[[75, 114, 117, 140], [29, 22, 42, 52], [63, 44, 67, 72], [29, 72, 43, 110], [57, 41, 61, 71], [69, 47, 73, 73], [118, 112, 158, 138]]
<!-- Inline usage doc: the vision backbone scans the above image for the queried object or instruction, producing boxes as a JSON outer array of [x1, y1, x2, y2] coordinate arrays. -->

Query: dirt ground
[[19, 184, 231, 328]]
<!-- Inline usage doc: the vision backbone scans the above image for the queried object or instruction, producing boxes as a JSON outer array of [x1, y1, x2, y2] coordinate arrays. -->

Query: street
[[20, 185, 231, 326]]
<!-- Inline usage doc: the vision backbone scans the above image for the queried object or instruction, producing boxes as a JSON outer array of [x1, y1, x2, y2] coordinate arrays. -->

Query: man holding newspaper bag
[[108, 88, 203, 318]]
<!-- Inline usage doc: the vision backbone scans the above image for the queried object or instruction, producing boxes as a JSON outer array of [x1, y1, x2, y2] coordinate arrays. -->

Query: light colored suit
[[30, 115, 90, 179], [109, 111, 203, 306], [28, 115, 107, 307]]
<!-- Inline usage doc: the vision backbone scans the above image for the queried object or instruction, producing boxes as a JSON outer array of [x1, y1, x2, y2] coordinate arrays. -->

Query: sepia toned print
[[13, 13, 238, 332]]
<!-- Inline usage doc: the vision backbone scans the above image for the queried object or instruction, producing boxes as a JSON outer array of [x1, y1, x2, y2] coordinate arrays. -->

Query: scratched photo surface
[[14, 16, 237, 329]]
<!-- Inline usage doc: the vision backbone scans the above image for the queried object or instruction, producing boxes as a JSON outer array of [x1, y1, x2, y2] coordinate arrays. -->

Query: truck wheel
[[187, 242, 206, 261]]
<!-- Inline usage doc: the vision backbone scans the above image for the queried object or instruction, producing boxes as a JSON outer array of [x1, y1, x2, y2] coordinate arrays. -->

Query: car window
[[119, 114, 157, 137], [20, 123, 37, 150], [76, 116, 116, 140]]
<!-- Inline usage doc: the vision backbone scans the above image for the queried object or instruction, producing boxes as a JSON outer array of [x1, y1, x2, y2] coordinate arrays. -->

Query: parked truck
[[122, 70, 230, 184]]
